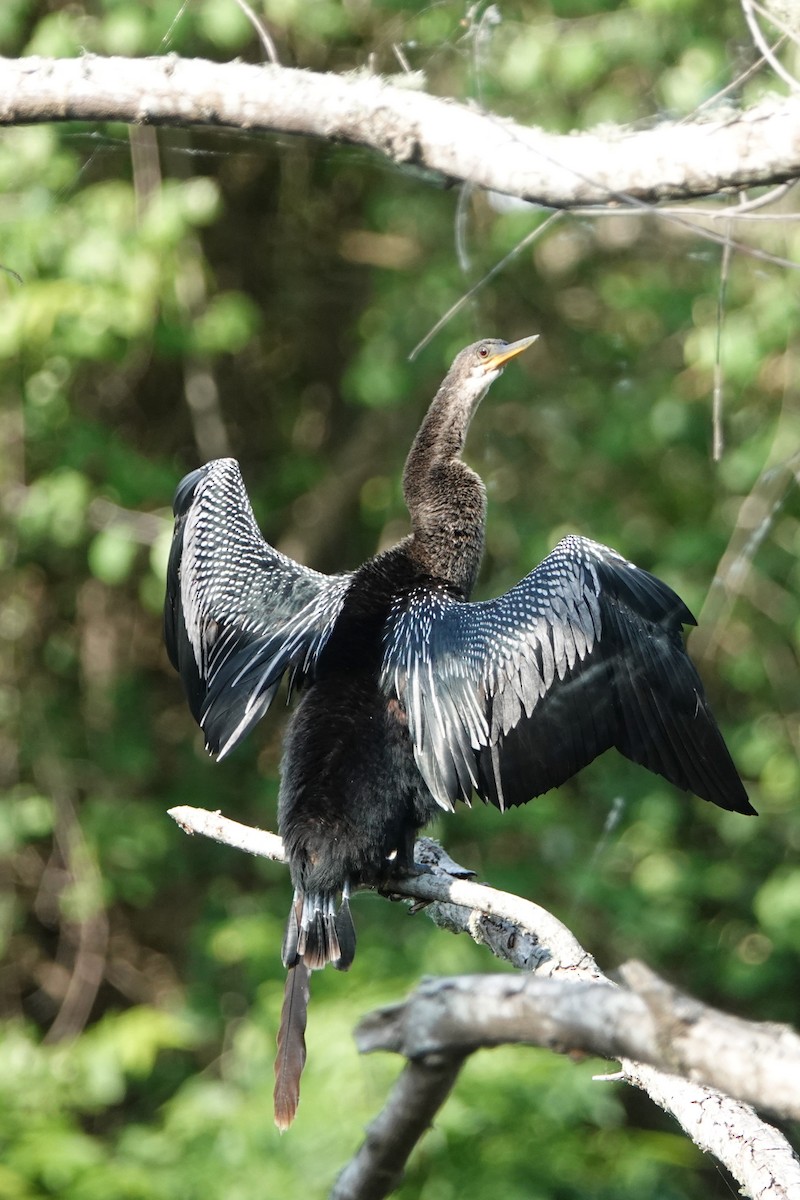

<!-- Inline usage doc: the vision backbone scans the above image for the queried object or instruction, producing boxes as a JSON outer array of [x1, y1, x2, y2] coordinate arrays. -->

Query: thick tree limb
[[2, 55, 800, 206], [167, 806, 800, 1200], [351, 964, 800, 1200], [355, 965, 800, 1122]]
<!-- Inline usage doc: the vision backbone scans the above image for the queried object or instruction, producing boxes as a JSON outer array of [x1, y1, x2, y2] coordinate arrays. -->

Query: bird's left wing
[[381, 535, 752, 814], [165, 458, 352, 758]]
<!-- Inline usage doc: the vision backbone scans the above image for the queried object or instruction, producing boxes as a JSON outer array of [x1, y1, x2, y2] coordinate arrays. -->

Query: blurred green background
[[2, 1, 799, 1196]]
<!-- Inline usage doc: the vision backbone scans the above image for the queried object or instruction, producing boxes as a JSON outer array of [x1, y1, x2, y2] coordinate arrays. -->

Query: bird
[[164, 334, 755, 1129]]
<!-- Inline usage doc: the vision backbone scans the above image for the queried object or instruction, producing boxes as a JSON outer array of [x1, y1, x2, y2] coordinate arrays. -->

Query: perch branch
[[168, 803, 286, 862], [168, 807, 596, 973], [3, 55, 800, 207], [167, 805, 800, 1200]]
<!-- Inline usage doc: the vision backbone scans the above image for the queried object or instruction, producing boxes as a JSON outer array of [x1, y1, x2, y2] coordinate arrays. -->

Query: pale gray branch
[[352, 967, 800, 1200], [330, 1054, 467, 1200], [355, 964, 800, 1122], [620, 961, 800, 1124], [3, 55, 800, 206], [623, 1063, 800, 1200], [382, 849, 600, 977], [168, 803, 286, 861], [167, 804, 799, 1200], [167, 807, 595, 972]]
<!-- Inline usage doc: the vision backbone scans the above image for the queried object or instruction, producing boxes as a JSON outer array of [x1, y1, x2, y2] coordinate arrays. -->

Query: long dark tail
[[274, 957, 311, 1132], [273, 888, 356, 1129]]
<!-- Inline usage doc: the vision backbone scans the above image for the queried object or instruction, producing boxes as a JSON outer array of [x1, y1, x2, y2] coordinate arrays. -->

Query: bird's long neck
[[402, 374, 487, 597]]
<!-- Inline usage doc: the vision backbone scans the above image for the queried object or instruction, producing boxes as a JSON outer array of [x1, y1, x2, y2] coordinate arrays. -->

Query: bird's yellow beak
[[483, 334, 539, 372]]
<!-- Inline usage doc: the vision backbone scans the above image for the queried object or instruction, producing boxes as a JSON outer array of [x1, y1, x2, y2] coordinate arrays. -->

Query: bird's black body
[[277, 547, 441, 969], [164, 335, 754, 1127]]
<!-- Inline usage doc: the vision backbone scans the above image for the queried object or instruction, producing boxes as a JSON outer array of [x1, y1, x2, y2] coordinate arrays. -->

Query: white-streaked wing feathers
[[381, 536, 605, 809], [164, 458, 351, 758], [381, 535, 753, 814]]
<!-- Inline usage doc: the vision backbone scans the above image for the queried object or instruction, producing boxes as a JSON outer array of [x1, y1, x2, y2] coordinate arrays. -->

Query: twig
[[230, 0, 279, 65], [410, 211, 563, 360], [712, 203, 735, 462], [35, 757, 109, 1043], [168, 804, 286, 861], [741, 0, 800, 92], [691, 446, 800, 664]]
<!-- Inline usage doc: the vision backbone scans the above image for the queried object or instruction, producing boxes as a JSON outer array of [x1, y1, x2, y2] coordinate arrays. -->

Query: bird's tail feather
[[281, 888, 356, 971], [273, 888, 356, 1129], [335, 892, 356, 970], [273, 957, 310, 1132]]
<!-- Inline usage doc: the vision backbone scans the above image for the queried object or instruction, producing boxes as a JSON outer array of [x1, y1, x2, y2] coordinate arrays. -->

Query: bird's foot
[[414, 837, 476, 880], [379, 858, 433, 904], [379, 840, 477, 911]]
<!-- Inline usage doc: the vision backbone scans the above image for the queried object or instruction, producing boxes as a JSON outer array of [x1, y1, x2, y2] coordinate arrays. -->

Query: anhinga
[[164, 335, 754, 1129]]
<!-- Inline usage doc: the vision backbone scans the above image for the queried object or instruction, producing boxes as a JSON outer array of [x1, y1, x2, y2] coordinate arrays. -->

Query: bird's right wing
[[381, 535, 753, 816], [164, 458, 352, 758]]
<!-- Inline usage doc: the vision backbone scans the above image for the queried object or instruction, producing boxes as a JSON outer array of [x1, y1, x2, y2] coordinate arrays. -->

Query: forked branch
[[169, 805, 800, 1200]]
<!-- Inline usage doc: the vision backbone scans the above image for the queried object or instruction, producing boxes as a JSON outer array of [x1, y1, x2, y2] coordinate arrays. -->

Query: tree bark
[[2, 55, 800, 206], [355, 965, 800, 1123]]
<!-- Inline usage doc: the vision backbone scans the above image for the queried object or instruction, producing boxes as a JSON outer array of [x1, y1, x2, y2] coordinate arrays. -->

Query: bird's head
[[451, 334, 539, 401]]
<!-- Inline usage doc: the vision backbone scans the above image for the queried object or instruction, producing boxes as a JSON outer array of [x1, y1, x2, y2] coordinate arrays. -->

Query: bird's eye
[[478, 345, 489, 359]]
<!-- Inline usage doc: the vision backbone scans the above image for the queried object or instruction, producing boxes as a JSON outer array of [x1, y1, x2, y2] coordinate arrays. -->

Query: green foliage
[[2, 1, 798, 1197]]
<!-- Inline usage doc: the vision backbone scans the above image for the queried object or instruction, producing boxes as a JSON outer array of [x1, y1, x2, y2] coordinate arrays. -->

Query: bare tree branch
[[168, 804, 286, 862], [351, 964, 800, 1200], [383, 851, 600, 977], [354, 965, 800, 1122], [2, 55, 800, 207], [330, 1054, 467, 1200], [622, 1063, 800, 1200], [167, 806, 596, 973], [168, 805, 800, 1200]]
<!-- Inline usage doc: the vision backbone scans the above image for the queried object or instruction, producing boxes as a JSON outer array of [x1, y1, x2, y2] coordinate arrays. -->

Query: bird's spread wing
[[381, 535, 754, 815], [165, 458, 351, 758]]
